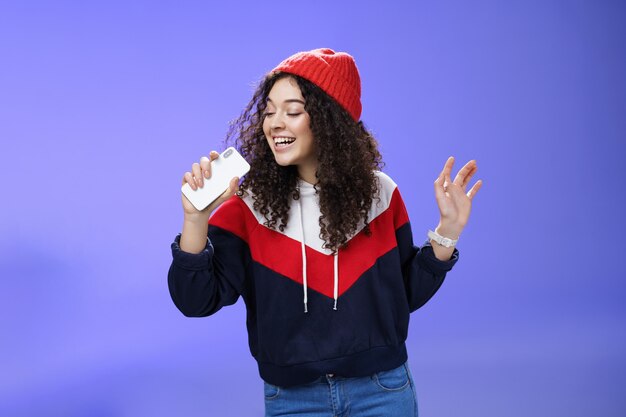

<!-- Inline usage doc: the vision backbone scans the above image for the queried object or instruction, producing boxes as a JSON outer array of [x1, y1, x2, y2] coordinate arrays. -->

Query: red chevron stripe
[[209, 188, 410, 299], [209, 195, 257, 241]]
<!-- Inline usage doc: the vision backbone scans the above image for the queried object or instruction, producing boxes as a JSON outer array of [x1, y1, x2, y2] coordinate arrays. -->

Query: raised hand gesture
[[433, 157, 482, 240]]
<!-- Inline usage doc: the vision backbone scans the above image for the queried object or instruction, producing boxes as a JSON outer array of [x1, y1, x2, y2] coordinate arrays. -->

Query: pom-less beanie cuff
[[271, 48, 362, 122]]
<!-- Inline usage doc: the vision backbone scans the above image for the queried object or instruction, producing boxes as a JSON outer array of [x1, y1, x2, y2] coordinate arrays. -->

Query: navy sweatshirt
[[168, 171, 459, 387]]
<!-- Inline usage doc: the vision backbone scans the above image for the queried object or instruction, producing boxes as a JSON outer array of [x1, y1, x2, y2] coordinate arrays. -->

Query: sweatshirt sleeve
[[391, 186, 460, 313], [167, 196, 252, 317]]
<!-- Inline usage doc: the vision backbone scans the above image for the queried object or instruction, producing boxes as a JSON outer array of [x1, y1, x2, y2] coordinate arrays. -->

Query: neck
[[297, 164, 318, 185]]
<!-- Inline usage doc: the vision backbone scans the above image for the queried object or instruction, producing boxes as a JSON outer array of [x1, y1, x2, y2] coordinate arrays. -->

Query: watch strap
[[428, 229, 459, 248]]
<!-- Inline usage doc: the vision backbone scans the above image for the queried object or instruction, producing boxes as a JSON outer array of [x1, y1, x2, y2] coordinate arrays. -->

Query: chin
[[274, 160, 291, 167], [273, 154, 299, 167]]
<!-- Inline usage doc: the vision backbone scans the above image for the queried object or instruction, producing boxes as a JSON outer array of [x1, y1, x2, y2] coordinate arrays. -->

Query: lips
[[273, 136, 296, 151]]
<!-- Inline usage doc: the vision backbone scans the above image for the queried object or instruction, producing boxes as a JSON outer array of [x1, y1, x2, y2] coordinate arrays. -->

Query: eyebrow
[[266, 98, 305, 105]]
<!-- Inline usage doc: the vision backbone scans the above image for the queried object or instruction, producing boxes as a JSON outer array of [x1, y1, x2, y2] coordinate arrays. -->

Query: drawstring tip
[[333, 300, 338, 311], [304, 303, 308, 313]]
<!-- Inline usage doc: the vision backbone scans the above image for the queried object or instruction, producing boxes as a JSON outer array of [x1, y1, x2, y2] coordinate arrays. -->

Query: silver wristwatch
[[428, 229, 459, 248]]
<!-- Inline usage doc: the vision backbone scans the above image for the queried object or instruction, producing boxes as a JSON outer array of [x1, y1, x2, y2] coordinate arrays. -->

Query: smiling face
[[263, 76, 318, 184]]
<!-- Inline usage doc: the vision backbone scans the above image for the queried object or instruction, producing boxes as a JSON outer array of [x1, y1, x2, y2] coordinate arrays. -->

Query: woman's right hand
[[181, 150, 240, 219]]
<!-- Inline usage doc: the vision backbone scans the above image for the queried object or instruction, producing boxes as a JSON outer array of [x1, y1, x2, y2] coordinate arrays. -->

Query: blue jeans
[[263, 361, 418, 417]]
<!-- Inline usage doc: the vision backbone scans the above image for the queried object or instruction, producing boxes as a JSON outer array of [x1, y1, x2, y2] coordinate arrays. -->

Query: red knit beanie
[[271, 48, 362, 122]]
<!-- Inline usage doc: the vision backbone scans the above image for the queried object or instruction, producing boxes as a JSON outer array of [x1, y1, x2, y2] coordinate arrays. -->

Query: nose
[[270, 112, 285, 130]]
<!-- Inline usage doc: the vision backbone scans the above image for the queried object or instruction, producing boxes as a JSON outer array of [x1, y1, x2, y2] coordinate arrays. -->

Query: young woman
[[168, 48, 482, 416]]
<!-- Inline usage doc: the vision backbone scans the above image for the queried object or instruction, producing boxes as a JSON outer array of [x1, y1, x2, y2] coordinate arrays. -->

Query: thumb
[[216, 177, 239, 204], [231, 177, 240, 192]]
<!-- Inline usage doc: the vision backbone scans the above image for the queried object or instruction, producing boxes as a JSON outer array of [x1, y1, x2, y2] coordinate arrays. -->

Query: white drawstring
[[297, 182, 338, 313], [297, 190, 308, 313], [333, 252, 338, 310]]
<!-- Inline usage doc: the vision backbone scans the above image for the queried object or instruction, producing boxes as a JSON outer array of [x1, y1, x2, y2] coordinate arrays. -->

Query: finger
[[203, 150, 220, 179], [226, 176, 239, 193], [467, 179, 483, 201], [183, 172, 197, 190], [230, 176, 240, 193], [200, 155, 217, 179], [453, 160, 476, 187], [443, 156, 454, 186], [192, 162, 203, 188], [434, 170, 446, 201], [200, 156, 211, 179], [463, 164, 477, 188], [454, 165, 477, 192], [218, 177, 240, 202]]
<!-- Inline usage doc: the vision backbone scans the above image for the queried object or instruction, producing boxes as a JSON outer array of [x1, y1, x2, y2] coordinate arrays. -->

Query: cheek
[[293, 116, 312, 137], [262, 118, 270, 135], [261, 122, 271, 146]]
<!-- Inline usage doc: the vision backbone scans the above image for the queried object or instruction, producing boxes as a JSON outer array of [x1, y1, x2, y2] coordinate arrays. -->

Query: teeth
[[274, 137, 296, 145]]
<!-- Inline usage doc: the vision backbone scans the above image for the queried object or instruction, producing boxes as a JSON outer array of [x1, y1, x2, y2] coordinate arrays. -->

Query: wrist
[[428, 229, 458, 249], [435, 223, 462, 240], [184, 212, 211, 226], [181, 214, 210, 254]]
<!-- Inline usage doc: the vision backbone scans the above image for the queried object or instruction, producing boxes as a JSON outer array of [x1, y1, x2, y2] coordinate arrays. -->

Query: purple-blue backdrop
[[1, 1, 625, 416]]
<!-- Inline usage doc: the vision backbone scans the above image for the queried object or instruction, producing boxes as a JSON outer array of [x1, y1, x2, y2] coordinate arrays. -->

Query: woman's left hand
[[433, 156, 482, 238]]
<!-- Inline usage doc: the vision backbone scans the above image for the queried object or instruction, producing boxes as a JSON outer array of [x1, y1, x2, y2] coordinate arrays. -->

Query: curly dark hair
[[223, 72, 385, 253]]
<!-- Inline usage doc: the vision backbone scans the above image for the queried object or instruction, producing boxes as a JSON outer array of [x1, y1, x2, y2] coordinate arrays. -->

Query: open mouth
[[274, 136, 296, 149]]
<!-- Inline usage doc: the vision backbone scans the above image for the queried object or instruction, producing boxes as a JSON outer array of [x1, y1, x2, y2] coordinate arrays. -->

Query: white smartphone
[[181, 147, 250, 212]]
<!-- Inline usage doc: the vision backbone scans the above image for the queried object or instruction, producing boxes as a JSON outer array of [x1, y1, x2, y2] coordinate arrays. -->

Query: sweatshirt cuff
[[171, 233, 213, 270], [417, 239, 459, 274]]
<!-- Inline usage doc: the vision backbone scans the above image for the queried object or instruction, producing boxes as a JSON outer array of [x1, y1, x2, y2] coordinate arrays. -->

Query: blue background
[[1, 1, 625, 416]]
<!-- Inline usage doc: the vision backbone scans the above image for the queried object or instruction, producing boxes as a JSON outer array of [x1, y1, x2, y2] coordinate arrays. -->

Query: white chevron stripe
[[241, 170, 398, 255]]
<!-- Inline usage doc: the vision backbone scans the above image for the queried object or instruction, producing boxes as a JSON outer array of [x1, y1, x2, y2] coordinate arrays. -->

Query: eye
[[264, 112, 275, 117], [287, 113, 302, 117]]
